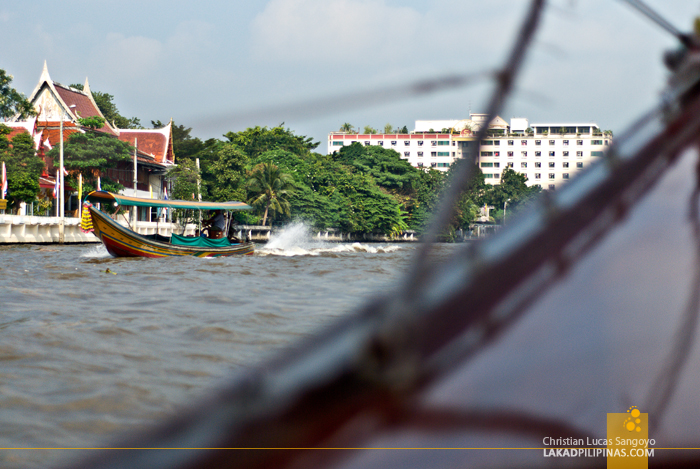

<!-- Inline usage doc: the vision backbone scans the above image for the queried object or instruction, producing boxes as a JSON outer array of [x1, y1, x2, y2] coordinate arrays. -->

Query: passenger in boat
[[203, 210, 226, 239]]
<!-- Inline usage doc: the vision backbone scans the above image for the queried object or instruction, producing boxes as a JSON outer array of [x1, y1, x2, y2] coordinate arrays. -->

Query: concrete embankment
[[0, 215, 422, 244], [0, 215, 98, 244]]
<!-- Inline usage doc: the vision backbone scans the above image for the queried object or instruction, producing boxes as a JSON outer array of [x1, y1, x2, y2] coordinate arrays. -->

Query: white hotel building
[[327, 114, 611, 190]]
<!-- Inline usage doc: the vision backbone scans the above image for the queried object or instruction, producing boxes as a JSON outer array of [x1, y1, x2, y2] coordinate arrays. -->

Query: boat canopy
[[86, 191, 252, 211]]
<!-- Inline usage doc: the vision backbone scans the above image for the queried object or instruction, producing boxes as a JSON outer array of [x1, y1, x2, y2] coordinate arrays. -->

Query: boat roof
[[86, 191, 252, 211]]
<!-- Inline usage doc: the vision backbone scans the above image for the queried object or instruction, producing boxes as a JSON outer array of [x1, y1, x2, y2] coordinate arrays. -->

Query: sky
[[2, 0, 700, 149]]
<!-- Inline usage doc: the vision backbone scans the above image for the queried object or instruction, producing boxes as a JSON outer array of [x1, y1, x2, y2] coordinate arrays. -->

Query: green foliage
[[333, 143, 418, 193], [46, 131, 134, 194], [340, 123, 354, 133], [246, 163, 295, 226], [224, 125, 319, 160], [207, 143, 249, 203], [1, 69, 36, 120], [362, 125, 378, 134], [166, 158, 201, 202], [0, 129, 44, 207], [78, 116, 106, 129]]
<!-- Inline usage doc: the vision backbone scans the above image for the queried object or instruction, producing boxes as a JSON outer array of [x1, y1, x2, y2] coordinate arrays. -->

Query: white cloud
[[251, 0, 421, 62]]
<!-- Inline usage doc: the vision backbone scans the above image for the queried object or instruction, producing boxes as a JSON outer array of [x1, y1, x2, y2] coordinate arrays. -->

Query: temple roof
[[52, 82, 115, 135], [117, 122, 174, 165]]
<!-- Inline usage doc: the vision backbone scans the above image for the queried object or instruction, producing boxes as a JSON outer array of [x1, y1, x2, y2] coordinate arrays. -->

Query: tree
[[1, 69, 36, 120], [340, 123, 354, 133], [207, 143, 249, 202], [224, 125, 319, 160], [362, 125, 378, 135], [0, 128, 44, 208], [46, 131, 134, 194], [383, 123, 394, 134], [400, 125, 409, 134], [246, 163, 295, 226]]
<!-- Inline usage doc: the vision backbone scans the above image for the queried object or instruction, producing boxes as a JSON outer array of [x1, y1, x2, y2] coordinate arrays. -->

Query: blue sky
[[2, 1, 699, 146]]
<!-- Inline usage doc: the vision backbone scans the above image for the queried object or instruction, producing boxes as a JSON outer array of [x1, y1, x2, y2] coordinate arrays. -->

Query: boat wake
[[80, 244, 111, 259], [257, 222, 402, 257]]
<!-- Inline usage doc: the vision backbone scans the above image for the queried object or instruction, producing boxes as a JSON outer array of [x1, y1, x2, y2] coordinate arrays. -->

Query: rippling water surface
[[0, 224, 455, 468]]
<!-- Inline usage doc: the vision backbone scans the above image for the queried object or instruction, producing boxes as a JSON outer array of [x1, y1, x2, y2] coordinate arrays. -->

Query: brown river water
[[0, 223, 456, 468]]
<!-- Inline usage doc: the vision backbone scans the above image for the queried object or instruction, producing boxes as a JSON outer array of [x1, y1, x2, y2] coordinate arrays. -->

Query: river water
[[0, 224, 454, 468]]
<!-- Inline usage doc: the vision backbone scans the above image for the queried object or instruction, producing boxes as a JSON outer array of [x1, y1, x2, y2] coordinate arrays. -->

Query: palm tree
[[340, 123, 354, 133], [246, 163, 295, 226]]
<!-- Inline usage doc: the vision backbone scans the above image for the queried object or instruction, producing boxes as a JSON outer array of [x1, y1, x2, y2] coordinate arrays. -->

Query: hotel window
[[576, 162, 583, 168], [592, 140, 603, 145], [493, 173, 500, 179], [563, 140, 569, 146], [437, 162, 450, 167], [549, 184, 556, 190], [404, 141, 410, 146], [417, 162, 424, 167], [431, 152, 437, 157], [535, 162, 542, 168], [605, 140, 609, 146], [481, 140, 493, 145], [549, 140, 555, 145], [364, 141, 370, 146], [430, 162, 437, 167], [507, 151, 514, 157], [417, 151, 424, 157], [494, 162, 501, 168], [535, 151, 541, 157], [418, 141, 423, 146], [403, 151, 410, 157], [563, 151, 569, 157], [437, 152, 450, 156], [481, 151, 494, 156], [452, 141, 456, 146], [391, 141, 397, 146], [549, 151, 555, 157], [549, 162, 556, 168], [535, 173, 541, 179], [577, 140, 583, 145], [378, 141, 383, 146], [438, 141, 450, 146], [452, 152, 455, 156], [481, 162, 494, 168], [521, 140, 527, 145], [431, 141, 437, 146], [332, 141, 343, 146], [563, 173, 570, 179], [494, 140, 500, 146], [549, 173, 555, 179], [494, 151, 500, 156], [506, 162, 513, 168], [521, 162, 527, 168], [508, 140, 514, 145], [563, 162, 569, 168], [591, 151, 604, 157], [521, 151, 527, 157], [576, 151, 583, 157], [535, 140, 541, 145], [484, 173, 493, 178]]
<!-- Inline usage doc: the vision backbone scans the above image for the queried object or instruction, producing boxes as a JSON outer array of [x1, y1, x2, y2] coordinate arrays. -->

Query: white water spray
[[258, 222, 401, 256]]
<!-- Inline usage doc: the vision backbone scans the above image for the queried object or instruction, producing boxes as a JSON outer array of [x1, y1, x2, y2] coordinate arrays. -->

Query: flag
[[53, 174, 59, 199], [1, 162, 7, 200]]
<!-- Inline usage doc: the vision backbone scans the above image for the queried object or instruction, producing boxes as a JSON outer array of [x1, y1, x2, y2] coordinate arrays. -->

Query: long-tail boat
[[84, 190, 254, 258]]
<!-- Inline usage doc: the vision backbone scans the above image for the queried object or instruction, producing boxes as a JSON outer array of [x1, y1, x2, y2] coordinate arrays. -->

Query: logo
[[607, 407, 653, 468]]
